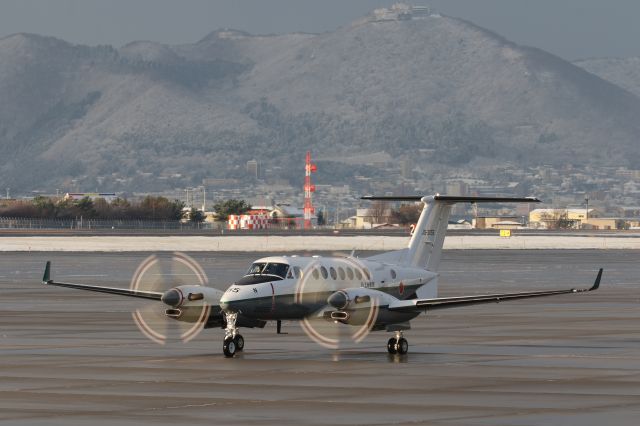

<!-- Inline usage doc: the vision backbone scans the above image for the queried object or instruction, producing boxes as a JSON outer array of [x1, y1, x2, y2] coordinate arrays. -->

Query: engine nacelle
[[327, 288, 396, 311], [161, 285, 224, 308], [325, 288, 420, 327]]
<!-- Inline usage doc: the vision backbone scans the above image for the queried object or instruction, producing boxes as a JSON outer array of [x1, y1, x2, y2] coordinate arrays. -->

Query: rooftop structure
[[372, 4, 432, 21]]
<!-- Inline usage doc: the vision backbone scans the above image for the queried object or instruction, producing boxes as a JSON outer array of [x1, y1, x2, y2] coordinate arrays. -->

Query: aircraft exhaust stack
[[330, 311, 350, 322], [165, 308, 183, 319]]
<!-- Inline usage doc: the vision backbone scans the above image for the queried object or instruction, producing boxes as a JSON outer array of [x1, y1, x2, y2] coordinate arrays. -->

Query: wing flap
[[389, 269, 602, 313]]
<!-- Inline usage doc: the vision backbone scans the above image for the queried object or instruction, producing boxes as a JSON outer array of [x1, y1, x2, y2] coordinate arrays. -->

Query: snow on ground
[[1, 235, 639, 252]]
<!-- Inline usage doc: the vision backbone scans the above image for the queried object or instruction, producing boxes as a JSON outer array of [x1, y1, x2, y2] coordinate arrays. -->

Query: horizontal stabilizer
[[361, 196, 424, 201], [362, 195, 541, 203]]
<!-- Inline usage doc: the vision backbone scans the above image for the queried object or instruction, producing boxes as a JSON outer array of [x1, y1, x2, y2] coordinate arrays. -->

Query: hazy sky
[[1, 0, 639, 60]]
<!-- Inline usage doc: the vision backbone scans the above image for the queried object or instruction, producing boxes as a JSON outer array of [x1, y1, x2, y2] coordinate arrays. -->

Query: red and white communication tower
[[303, 151, 317, 229]]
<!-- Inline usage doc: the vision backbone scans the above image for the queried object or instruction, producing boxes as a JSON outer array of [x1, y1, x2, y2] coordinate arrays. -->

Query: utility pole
[[585, 197, 589, 221]]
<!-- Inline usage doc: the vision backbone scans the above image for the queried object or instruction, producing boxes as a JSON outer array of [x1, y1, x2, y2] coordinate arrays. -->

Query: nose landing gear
[[222, 312, 244, 357]]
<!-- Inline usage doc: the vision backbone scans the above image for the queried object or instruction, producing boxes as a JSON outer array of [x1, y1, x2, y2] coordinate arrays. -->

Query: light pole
[[584, 197, 589, 221]]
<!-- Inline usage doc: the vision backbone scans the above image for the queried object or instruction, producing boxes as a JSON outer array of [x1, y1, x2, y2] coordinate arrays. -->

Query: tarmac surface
[[1, 250, 639, 425]]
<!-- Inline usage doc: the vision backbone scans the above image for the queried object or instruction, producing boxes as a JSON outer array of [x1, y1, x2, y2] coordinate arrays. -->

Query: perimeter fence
[[0, 217, 219, 231]]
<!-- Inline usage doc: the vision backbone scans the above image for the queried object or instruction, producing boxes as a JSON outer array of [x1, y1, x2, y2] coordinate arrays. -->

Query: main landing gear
[[387, 331, 409, 355], [222, 312, 244, 358]]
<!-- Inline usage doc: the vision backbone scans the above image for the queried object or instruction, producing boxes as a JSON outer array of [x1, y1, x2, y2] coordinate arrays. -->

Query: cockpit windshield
[[245, 262, 289, 279], [247, 263, 266, 275], [236, 262, 290, 286]]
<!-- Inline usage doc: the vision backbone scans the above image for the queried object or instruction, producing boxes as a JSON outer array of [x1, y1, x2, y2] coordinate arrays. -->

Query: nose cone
[[220, 286, 239, 311], [327, 290, 349, 310], [161, 288, 183, 307]]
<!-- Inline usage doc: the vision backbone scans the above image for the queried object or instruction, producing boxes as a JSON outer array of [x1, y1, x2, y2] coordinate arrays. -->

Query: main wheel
[[234, 334, 245, 352], [223, 336, 237, 358], [387, 337, 398, 354], [396, 337, 409, 355]]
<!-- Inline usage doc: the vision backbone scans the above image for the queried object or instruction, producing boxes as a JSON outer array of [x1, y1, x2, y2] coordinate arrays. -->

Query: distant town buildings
[[20, 146, 639, 231], [473, 216, 524, 230], [246, 160, 260, 180]]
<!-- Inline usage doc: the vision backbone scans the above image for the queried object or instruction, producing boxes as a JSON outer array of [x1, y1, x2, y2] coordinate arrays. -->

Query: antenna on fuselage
[[276, 320, 287, 334]]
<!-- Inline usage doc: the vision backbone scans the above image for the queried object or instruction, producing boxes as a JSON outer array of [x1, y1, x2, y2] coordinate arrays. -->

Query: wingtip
[[42, 261, 51, 284], [590, 268, 603, 291]]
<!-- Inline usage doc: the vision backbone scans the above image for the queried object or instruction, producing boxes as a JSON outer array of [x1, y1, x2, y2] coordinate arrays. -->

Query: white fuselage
[[218, 255, 437, 320]]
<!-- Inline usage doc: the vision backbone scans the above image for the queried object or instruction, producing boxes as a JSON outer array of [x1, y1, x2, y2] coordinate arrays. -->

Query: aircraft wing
[[41, 261, 162, 301], [388, 268, 602, 313]]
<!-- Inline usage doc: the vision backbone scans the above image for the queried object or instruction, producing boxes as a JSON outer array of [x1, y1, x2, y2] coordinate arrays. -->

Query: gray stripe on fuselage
[[222, 284, 423, 320]]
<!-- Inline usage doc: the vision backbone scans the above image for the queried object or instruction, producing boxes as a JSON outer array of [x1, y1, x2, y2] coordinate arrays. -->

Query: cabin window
[[329, 267, 337, 280], [390, 269, 397, 279], [293, 266, 302, 278], [354, 269, 363, 280], [338, 267, 346, 280], [363, 269, 371, 280], [287, 269, 294, 279], [346, 268, 354, 280], [312, 268, 320, 280], [320, 266, 328, 279]]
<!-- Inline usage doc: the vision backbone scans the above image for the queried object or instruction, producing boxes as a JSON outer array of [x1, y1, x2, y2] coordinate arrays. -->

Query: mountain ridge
[[1, 13, 639, 192], [574, 56, 640, 98]]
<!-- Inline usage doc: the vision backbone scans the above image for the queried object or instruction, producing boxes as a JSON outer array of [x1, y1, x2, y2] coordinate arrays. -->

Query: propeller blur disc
[[295, 257, 379, 349], [130, 252, 210, 345]]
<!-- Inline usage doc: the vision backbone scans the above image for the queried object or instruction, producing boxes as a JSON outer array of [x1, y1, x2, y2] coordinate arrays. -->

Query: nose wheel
[[222, 312, 244, 358], [387, 331, 408, 355]]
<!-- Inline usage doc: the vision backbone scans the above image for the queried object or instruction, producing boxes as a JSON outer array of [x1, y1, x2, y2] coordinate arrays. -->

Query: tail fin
[[362, 195, 540, 270]]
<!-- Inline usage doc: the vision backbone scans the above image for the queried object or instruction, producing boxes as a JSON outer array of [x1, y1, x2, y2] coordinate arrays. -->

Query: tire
[[387, 337, 398, 354], [396, 338, 408, 355], [223, 336, 236, 358], [234, 334, 245, 352]]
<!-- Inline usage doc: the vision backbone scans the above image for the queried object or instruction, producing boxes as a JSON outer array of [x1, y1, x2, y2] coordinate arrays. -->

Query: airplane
[[42, 195, 603, 357]]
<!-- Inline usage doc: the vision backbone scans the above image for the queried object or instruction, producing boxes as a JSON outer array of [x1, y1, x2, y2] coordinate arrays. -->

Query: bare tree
[[391, 203, 423, 225], [540, 211, 574, 230], [369, 200, 390, 224]]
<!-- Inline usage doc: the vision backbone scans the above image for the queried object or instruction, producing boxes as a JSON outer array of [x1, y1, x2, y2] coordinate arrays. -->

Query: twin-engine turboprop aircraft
[[42, 195, 603, 357]]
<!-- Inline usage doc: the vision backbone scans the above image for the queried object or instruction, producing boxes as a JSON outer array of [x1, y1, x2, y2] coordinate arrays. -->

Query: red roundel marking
[[398, 281, 404, 295]]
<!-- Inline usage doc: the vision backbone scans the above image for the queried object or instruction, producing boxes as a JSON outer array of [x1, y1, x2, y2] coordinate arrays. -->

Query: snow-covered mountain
[[1, 11, 639, 191]]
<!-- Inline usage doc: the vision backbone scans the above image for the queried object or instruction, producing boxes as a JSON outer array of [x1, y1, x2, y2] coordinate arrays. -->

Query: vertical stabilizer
[[362, 195, 540, 271], [406, 196, 451, 270]]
